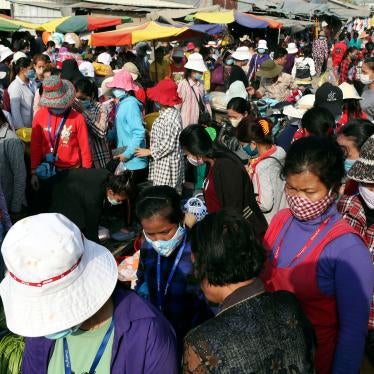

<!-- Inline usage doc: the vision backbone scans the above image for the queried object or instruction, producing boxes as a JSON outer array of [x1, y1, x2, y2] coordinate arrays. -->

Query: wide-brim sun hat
[[0, 213, 118, 337], [78, 61, 95, 78], [231, 46, 250, 61], [339, 82, 361, 100], [39, 76, 76, 109], [256, 60, 282, 78], [283, 94, 315, 119], [13, 51, 27, 63], [286, 43, 298, 54], [100, 76, 113, 97], [257, 40, 268, 50], [226, 81, 248, 102], [184, 52, 207, 72], [122, 62, 140, 81], [97, 52, 112, 66], [107, 69, 139, 92], [0, 46, 13, 63], [348, 135, 374, 183], [147, 78, 182, 106]]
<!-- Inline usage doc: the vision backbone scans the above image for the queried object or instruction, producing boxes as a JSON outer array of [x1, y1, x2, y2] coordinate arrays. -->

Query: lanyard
[[48, 115, 66, 152], [273, 217, 332, 267], [63, 319, 114, 374], [156, 235, 187, 311]]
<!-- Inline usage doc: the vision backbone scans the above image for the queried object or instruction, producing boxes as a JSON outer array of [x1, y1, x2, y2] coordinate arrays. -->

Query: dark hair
[[273, 47, 287, 60], [184, 68, 193, 79], [226, 97, 250, 114], [237, 118, 274, 145], [105, 172, 133, 196], [301, 45, 312, 58], [366, 42, 374, 54], [33, 54, 48, 65], [353, 31, 359, 39], [282, 136, 344, 192], [338, 47, 357, 73], [10, 57, 31, 81], [338, 33, 346, 41], [364, 57, 374, 72], [190, 209, 266, 285], [301, 107, 335, 137], [338, 119, 374, 151], [75, 78, 98, 100], [135, 185, 183, 224], [342, 99, 364, 122], [46, 41, 55, 49], [13, 38, 29, 52]]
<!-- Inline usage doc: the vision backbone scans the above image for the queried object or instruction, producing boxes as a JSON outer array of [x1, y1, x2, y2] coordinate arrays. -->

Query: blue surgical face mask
[[244, 143, 258, 158], [112, 88, 128, 99], [225, 59, 233, 65], [144, 225, 185, 257], [45, 324, 81, 340], [27, 69, 36, 80], [257, 48, 266, 54], [80, 99, 91, 110], [49, 108, 66, 115], [344, 159, 356, 173], [194, 73, 203, 81]]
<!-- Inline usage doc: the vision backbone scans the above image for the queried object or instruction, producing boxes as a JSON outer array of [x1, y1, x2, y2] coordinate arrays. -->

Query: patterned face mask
[[285, 190, 335, 221]]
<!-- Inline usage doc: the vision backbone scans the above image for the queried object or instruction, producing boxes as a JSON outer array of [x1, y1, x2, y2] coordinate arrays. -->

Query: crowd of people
[[0, 23, 373, 373]]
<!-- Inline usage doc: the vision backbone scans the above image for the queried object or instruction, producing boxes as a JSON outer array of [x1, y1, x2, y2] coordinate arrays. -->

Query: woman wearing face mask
[[7, 57, 36, 129], [237, 117, 287, 223], [180, 124, 268, 236], [312, 31, 329, 77], [247, 40, 270, 82], [32, 54, 48, 87], [360, 58, 374, 121], [338, 47, 358, 84], [74, 78, 111, 169], [30, 76, 92, 191], [228, 46, 250, 89], [177, 53, 210, 127], [336, 119, 374, 194], [338, 135, 374, 369], [135, 186, 213, 354], [43, 40, 56, 65], [263, 136, 374, 374]]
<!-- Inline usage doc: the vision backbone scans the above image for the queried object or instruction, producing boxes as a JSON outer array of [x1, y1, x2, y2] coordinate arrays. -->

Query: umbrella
[[0, 18, 21, 32], [0, 15, 38, 30], [91, 21, 203, 47], [39, 15, 123, 33]]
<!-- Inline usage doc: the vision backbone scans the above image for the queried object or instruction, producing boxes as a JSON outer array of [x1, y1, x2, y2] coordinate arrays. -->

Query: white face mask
[[360, 74, 374, 85], [359, 185, 374, 209], [230, 116, 243, 128]]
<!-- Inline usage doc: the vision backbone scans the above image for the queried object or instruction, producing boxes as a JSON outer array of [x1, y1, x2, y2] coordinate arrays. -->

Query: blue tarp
[[188, 23, 224, 35], [234, 11, 269, 29]]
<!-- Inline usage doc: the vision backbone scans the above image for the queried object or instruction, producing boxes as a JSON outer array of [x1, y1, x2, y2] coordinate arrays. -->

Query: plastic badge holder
[[184, 196, 208, 222]]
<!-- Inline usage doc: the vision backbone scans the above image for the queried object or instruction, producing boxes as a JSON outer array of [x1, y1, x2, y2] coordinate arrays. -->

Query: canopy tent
[[91, 21, 207, 46], [186, 23, 224, 35], [0, 15, 38, 30], [0, 18, 22, 32], [38, 15, 123, 33], [193, 10, 283, 29]]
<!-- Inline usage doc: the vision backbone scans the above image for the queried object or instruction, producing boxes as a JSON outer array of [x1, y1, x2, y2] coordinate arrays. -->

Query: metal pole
[[152, 40, 158, 83]]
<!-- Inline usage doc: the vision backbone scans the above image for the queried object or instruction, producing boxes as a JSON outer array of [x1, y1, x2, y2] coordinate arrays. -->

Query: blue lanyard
[[48, 115, 65, 152], [63, 319, 114, 374], [156, 235, 187, 311]]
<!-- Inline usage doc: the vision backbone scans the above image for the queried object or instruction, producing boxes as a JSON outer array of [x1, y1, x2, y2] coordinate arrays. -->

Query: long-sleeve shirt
[[7, 76, 36, 128], [115, 95, 147, 171], [31, 107, 92, 170], [0, 124, 26, 213], [269, 204, 374, 373], [247, 53, 270, 80]]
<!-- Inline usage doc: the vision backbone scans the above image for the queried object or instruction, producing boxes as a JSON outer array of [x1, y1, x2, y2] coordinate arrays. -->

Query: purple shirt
[[270, 204, 374, 373], [248, 54, 270, 80], [21, 288, 178, 374], [283, 54, 296, 75]]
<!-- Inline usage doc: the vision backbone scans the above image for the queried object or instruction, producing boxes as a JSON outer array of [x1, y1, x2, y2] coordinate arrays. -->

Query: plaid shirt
[[339, 59, 356, 84], [135, 236, 212, 346], [338, 194, 374, 329], [83, 102, 111, 169], [149, 107, 184, 188]]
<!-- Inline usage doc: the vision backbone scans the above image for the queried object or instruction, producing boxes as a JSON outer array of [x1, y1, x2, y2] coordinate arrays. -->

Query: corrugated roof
[[83, 0, 193, 9]]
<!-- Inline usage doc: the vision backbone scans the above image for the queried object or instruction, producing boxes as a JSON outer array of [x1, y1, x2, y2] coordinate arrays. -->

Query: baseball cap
[[314, 82, 343, 118]]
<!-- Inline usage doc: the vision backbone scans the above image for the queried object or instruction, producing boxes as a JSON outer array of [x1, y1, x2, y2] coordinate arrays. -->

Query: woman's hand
[[114, 154, 127, 162], [135, 148, 151, 157], [30, 174, 39, 191]]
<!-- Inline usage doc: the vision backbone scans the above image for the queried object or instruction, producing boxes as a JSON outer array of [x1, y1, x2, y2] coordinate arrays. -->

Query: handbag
[[189, 82, 211, 125], [35, 109, 70, 179]]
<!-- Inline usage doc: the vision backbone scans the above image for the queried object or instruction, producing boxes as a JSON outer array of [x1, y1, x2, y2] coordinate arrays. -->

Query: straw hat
[[107, 69, 138, 92], [232, 46, 251, 61], [147, 78, 182, 106], [240, 35, 251, 42], [348, 135, 374, 183], [184, 53, 207, 72], [359, 31, 369, 39], [256, 60, 282, 78], [122, 62, 140, 81], [0, 213, 118, 337], [339, 82, 361, 100], [283, 94, 315, 119], [39, 76, 75, 109], [286, 42, 298, 54]]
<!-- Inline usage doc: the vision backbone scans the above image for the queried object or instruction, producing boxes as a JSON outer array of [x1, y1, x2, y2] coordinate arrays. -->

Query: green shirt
[[48, 318, 114, 374]]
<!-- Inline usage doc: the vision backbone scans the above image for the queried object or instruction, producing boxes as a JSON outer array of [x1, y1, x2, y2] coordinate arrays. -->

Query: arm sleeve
[[150, 118, 179, 161], [84, 104, 108, 139], [8, 84, 24, 128], [30, 113, 44, 170], [309, 58, 316, 77], [144, 318, 178, 374], [254, 167, 274, 213], [291, 62, 296, 78], [76, 115, 92, 168], [177, 80, 188, 101], [6, 138, 26, 212], [123, 104, 145, 160]]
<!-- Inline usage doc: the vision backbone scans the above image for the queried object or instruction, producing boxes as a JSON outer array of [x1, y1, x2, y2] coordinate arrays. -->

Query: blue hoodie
[[115, 95, 148, 170]]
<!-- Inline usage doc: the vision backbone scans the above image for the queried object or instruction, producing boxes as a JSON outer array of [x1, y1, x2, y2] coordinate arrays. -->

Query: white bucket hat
[[184, 52, 207, 72], [79, 61, 95, 78], [286, 42, 298, 54], [226, 81, 248, 102], [339, 82, 361, 100], [0, 46, 13, 62], [97, 52, 112, 66], [13, 51, 27, 63], [0, 213, 118, 337], [283, 94, 315, 119], [232, 46, 250, 61], [257, 40, 268, 50]]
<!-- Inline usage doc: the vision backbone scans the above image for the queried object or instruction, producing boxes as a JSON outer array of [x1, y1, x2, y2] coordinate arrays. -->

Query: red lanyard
[[273, 217, 332, 267], [250, 145, 277, 173]]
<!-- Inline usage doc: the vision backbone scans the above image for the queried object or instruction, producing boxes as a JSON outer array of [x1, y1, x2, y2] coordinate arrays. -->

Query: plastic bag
[[114, 161, 126, 176]]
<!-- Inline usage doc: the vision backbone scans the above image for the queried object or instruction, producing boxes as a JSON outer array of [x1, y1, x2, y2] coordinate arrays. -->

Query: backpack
[[295, 59, 311, 80]]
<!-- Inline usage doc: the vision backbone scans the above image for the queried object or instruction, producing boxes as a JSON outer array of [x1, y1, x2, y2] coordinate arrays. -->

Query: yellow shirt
[[150, 60, 171, 83], [203, 70, 211, 92]]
